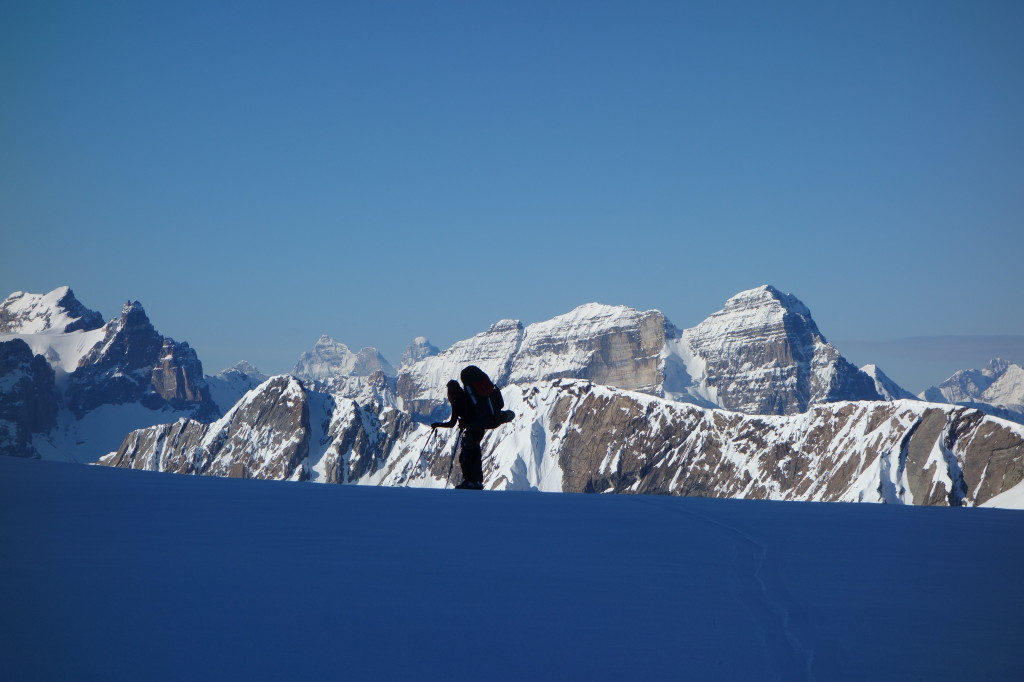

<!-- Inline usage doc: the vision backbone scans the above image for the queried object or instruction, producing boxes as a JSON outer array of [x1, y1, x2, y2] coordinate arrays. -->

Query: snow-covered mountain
[[0, 287, 220, 461], [395, 288, 894, 419], [205, 361, 269, 414], [66, 300, 216, 419], [291, 335, 395, 384], [0, 286, 104, 335], [399, 336, 439, 367], [396, 303, 673, 418], [8, 283, 1023, 507], [676, 286, 883, 414], [104, 375, 1024, 508], [862, 363, 918, 401], [0, 287, 108, 373], [920, 358, 1024, 423]]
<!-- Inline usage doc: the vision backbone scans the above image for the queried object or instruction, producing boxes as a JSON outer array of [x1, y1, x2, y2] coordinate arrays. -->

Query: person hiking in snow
[[431, 379, 485, 490], [430, 366, 515, 490]]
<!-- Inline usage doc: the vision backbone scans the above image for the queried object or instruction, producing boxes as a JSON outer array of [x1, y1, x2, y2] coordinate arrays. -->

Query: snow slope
[[1, 456, 1021, 681], [107, 377, 1024, 508]]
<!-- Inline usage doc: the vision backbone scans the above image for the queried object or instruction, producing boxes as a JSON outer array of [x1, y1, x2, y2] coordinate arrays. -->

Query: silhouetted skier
[[431, 367, 514, 490]]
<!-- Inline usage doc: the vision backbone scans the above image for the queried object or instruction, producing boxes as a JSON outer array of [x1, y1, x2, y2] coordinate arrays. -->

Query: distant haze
[[837, 336, 1024, 394]]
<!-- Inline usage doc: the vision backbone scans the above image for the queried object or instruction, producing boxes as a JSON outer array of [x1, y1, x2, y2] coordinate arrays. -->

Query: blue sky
[[2, 1, 1022, 391]]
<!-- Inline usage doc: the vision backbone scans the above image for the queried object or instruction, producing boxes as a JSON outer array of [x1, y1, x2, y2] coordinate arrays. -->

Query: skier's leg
[[462, 428, 484, 486]]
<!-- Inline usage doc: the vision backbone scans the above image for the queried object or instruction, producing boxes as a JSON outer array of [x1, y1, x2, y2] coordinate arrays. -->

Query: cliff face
[[0, 339, 58, 458], [678, 286, 881, 414], [103, 376, 309, 480], [101, 376, 1024, 508], [491, 383, 1020, 506], [397, 304, 673, 419], [67, 301, 216, 419]]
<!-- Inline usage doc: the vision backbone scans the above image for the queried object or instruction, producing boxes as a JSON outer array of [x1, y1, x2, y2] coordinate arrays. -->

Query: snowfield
[[1, 456, 1022, 681]]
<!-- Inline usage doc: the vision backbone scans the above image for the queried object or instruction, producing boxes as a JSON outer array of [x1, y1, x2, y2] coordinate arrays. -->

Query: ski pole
[[445, 429, 464, 489], [406, 428, 436, 487]]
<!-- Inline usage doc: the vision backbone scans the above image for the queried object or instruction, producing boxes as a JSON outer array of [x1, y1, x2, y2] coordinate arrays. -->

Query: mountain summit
[[396, 289, 890, 418], [291, 335, 395, 384], [677, 285, 882, 414], [0, 286, 104, 335], [921, 358, 1024, 421]]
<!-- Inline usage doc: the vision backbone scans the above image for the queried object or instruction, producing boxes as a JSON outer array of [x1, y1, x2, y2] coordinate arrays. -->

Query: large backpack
[[460, 365, 513, 430]]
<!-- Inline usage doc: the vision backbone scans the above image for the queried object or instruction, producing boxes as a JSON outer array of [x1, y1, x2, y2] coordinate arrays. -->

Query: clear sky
[[2, 1, 1022, 392]]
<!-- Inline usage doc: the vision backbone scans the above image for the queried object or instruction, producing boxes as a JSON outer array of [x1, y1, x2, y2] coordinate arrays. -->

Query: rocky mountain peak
[[709, 285, 817, 339], [679, 285, 880, 414], [400, 337, 440, 367], [205, 361, 270, 416], [862, 364, 917, 401], [722, 284, 812, 318], [921, 358, 1024, 413], [67, 298, 215, 419], [220, 361, 267, 381], [396, 303, 672, 417], [0, 286, 104, 334], [0, 338, 58, 457], [487, 319, 524, 334], [292, 335, 395, 385]]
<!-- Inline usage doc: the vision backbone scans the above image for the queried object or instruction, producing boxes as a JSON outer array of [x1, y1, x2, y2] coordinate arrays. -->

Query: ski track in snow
[[640, 496, 815, 682]]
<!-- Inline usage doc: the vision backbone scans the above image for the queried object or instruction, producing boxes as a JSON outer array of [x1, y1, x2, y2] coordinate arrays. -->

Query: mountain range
[[2, 285, 1023, 507]]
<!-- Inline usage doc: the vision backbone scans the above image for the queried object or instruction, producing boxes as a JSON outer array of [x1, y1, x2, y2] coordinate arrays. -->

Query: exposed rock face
[[67, 301, 216, 419], [0, 286, 104, 334], [397, 304, 673, 418], [474, 383, 1024, 506], [397, 290, 896, 421], [101, 376, 310, 480], [679, 286, 882, 414], [101, 375, 1024, 508], [397, 318, 525, 418], [308, 398, 416, 484], [508, 303, 668, 390], [400, 337, 439, 367], [104, 375, 410, 484], [292, 335, 395, 384], [0, 339, 58, 458]]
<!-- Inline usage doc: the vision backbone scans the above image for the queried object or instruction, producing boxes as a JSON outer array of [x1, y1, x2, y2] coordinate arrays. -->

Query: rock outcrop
[[0, 339, 58, 458], [102, 376, 309, 480], [67, 301, 216, 419], [678, 286, 882, 414], [101, 376, 1024, 508], [397, 304, 674, 418]]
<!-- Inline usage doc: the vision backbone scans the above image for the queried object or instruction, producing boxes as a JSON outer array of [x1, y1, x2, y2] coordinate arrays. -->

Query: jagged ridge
[[103, 377, 1024, 508]]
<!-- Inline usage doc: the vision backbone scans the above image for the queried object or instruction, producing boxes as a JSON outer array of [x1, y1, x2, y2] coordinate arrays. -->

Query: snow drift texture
[[3, 455, 1022, 681]]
